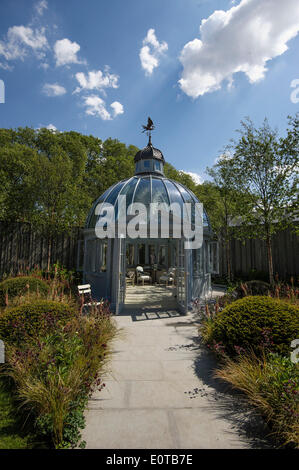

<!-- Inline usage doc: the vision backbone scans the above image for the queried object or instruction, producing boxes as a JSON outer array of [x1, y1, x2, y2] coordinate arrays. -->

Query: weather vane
[[142, 117, 155, 145]]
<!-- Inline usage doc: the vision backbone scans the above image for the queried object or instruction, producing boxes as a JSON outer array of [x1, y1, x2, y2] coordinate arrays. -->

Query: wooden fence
[[0, 222, 83, 276], [0, 222, 298, 280], [218, 227, 299, 280]]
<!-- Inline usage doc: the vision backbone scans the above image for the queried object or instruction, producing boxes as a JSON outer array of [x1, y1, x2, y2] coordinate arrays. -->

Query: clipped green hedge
[[0, 300, 77, 343], [0, 276, 49, 306], [211, 296, 299, 356]]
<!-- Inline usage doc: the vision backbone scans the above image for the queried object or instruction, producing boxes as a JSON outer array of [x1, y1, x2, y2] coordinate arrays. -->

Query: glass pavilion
[[83, 137, 218, 314]]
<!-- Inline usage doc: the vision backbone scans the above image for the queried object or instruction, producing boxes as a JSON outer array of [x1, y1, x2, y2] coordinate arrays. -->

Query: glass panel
[[115, 178, 138, 219], [154, 161, 160, 171], [88, 181, 125, 228], [144, 160, 150, 168], [174, 183, 194, 204], [204, 241, 209, 273], [193, 247, 203, 275], [126, 243, 135, 267], [105, 180, 127, 206], [209, 241, 218, 273], [149, 244, 156, 265], [101, 240, 108, 272], [203, 210, 209, 227], [138, 244, 145, 265], [151, 178, 170, 205], [158, 245, 167, 267], [133, 177, 151, 205], [163, 180, 184, 207]]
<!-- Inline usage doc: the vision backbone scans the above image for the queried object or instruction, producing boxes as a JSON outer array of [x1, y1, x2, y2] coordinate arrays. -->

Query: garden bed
[[196, 284, 299, 448], [0, 267, 116, 448]]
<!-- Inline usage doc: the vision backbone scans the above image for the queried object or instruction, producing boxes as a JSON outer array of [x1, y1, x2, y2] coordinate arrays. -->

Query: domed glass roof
[[85, 174, 211, 230]]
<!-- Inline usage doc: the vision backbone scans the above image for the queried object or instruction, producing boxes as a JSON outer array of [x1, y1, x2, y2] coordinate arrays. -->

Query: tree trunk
[[266, 235, 274, 285], [47, 236, 52, 272], [225, 239, 232, 282]]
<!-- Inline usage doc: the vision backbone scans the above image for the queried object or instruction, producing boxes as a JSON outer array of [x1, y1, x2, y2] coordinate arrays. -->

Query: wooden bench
[[78, 284, 103, 307]]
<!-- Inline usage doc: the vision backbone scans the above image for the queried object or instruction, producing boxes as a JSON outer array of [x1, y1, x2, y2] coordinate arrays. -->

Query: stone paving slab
[[84, 409, 174, 449], [172, 408, 248, 449], [82, 305, 271, 449]]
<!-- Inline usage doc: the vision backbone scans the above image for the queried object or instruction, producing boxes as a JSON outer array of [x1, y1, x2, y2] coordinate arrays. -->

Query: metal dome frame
[[82, 139, 218, 315]]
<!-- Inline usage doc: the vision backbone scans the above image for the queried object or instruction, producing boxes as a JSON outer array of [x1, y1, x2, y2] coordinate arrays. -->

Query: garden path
[[82, 287, 271, 449]]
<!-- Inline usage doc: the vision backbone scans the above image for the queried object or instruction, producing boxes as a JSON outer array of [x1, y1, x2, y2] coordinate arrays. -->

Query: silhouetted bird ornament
[[142, 117, 155, 146], [142, 117, 155, 133]]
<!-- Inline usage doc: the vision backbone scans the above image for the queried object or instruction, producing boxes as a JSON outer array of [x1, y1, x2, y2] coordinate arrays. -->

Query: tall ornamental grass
[[1, 298, 116, 448], [215, 352, 299, 447]]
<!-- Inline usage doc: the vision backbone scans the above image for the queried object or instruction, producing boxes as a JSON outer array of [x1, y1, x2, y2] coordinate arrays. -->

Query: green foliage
[[229, 117, 298, 283], [210, 296, 299, 356], [0, 143, 39, 222], [0, 377, 41, 449], [201, 115, 299, 283], [1, 293, 116, 448], [0, 276, 49, 306], [0, 300, 76, 343], [0, 128, 140, 233], [216, 352, 299, 447]]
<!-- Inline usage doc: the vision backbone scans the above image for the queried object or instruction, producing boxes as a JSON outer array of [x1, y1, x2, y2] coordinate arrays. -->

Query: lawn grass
[[0, 377, 47, 449]]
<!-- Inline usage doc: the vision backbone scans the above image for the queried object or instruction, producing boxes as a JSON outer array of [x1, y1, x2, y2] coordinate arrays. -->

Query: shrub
[[0, 277, 49, 306], [0, 300, 76, 344], [215, 352, 299, 447], [3, 302, 116, 448], [209, 296, 299, 356]]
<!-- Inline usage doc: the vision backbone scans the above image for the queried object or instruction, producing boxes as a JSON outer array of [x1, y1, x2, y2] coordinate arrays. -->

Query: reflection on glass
[[138, 244, 145, 265], [149, 245, 156, 265], [159, 245, 167, 267], [151, 178, 169, 205], [126, 244, 135, 266], [133, 177, 151, 205], [101, 240, 107, 272], [193, 248, 202, 275]]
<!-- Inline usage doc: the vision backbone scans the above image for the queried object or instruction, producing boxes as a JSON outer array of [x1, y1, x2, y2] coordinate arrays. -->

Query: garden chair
[[136, 266, 152, 286], [159, 268, 176, 286], [77, 284, 102, 308], [126, 270, 135, 286]]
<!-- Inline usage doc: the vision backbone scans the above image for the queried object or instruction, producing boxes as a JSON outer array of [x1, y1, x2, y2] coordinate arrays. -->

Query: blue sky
[[0, 0, 299, 182]]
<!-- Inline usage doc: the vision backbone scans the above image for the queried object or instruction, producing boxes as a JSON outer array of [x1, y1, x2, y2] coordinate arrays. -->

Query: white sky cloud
[[46, 123, 57, 131], [181, 171, 203, 185], [35, 0, 48, 16], [110, 101, 124, 117], [74, 69, 119, 93], [179, 0, 299, 98], [54, 38, 83, 66], [140, 28, 168, 75], [36, 123, 58, 131], [82, 95, 124, 120], [0, 25, 48, 63], [42, 83, 66, 96]]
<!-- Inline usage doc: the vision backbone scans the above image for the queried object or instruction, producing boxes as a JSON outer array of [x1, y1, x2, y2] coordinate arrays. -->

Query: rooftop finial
[[142, 116, 155, 146]]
